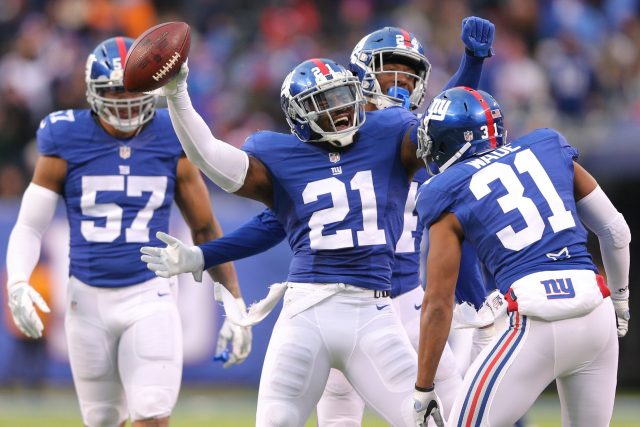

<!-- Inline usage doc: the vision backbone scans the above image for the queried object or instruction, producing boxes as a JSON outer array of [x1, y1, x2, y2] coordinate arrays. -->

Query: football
[[123, 21, 190, 92]]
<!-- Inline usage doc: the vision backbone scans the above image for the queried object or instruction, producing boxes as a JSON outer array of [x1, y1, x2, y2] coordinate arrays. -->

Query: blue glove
[[461, 16, 495, 58]]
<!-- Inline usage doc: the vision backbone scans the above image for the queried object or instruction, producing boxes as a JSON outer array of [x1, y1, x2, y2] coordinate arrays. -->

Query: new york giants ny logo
[[540, 278, 576, 299], [426, 98, 451, 121]]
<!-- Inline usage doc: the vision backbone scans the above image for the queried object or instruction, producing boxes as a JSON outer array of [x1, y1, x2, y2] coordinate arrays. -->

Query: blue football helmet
[[417, 86, 507, 173], [281, 58, 366, 147], [350, 27, 431, 111], [85, 37, 156, 132]]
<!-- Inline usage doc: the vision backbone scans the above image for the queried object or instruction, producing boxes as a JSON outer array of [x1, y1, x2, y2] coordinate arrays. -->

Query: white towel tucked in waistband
[[215, 282, 377, 327], [215, 282, 288, 327], [453, 289, 508, 329]]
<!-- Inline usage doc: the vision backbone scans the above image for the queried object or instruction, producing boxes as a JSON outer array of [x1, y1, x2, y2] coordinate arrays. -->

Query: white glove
[[147, 61, 189, 97], [7, 281, 50, 339], [414, 386, 445, 427], [612, 299, 630, 338], [140, 231, 204, 282], [215, 297, 252, 368]]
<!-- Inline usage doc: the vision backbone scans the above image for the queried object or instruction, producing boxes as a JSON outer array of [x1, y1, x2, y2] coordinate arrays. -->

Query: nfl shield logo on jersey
[[119, 145, 131, 159], [329, 152, 340, 163], [464, 130, 474, 142]]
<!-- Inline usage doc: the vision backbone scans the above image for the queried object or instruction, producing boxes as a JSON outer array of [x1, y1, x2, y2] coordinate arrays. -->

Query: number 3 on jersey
[[303, 170, 386, 250], [81, 175, 167, 243], [469, 149, 575, 251]]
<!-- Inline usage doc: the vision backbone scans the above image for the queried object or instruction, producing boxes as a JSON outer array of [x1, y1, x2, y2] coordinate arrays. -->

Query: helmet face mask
[[281, 59, 366, 147], [417, 87, 507, 174], [85, 37, 157, 133], [351, 27, 431, 111], [301, 84, 358, 134]]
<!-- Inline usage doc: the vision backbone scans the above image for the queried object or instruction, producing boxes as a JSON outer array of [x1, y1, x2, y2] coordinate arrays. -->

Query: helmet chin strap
[[326, 129, 357, 147], [102, 111, 143, 134], [439, 142, 472, 173], [105, 114, 141, 133]]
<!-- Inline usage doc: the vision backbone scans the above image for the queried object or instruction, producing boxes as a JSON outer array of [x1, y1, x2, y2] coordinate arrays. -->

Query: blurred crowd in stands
[[1, 0, 639, 198]]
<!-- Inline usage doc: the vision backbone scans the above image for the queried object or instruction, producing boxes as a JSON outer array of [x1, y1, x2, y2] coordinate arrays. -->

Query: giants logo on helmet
[[426, 98, 451, 121]]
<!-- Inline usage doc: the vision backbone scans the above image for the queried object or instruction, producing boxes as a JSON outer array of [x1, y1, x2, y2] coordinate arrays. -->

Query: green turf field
[[0, 387, 637, 426]]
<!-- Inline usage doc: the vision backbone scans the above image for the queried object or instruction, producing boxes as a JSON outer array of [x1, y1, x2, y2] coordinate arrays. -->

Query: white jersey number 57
[[80, 175, 167, 243]]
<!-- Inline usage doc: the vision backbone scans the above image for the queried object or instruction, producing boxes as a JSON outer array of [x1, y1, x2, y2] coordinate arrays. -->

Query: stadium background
[[0, 0, 639, 425]]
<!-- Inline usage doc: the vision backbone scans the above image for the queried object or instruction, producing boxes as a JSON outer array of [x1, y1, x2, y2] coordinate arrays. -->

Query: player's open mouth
[[333, 114, 351, 130]]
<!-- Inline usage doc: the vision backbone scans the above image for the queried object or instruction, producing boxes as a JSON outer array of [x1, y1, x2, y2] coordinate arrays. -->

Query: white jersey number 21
[[303, 170, 386, 250]]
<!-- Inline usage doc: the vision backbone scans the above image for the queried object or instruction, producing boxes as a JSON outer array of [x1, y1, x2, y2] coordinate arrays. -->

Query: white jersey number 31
[[469, 149, 575, 251]]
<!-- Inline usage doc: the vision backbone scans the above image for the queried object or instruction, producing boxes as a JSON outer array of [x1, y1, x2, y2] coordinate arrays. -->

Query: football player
[[320, 21, 496, 426], [148, 57, 421, 425], [143, 18, 498, 426], [4, 37, 251, 427], [413, 87, 630, 427]]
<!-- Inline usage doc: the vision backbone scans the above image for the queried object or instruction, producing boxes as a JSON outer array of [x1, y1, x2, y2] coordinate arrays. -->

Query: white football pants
[[256, 283, 417, 427], [65, 276, 183, 427], [316, 285, 462, 426], [449, 298, 618, 427]]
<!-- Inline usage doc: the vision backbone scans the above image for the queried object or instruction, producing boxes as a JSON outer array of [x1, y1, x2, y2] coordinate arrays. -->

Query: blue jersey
[[416, 128, 596, 294], [200, 152, 485, 302], [37, 109, 184, 287], [391, 168, 424, 296], [396, 167, 490, 307], [242, 107, 414, 290]]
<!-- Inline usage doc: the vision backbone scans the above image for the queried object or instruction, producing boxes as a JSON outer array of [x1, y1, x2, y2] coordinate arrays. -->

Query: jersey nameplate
[[466, 145, 521, 170]]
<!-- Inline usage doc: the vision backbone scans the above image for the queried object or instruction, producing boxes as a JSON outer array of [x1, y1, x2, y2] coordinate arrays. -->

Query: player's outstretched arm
[[574, 162, 631, 337], [174, 157, 242, 295], [402, 17, 496, 177], [160, 63, 273, 206], [6, 156, 64, 338], [199, 209, 287, 269], [442, 16, 495, 91]]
